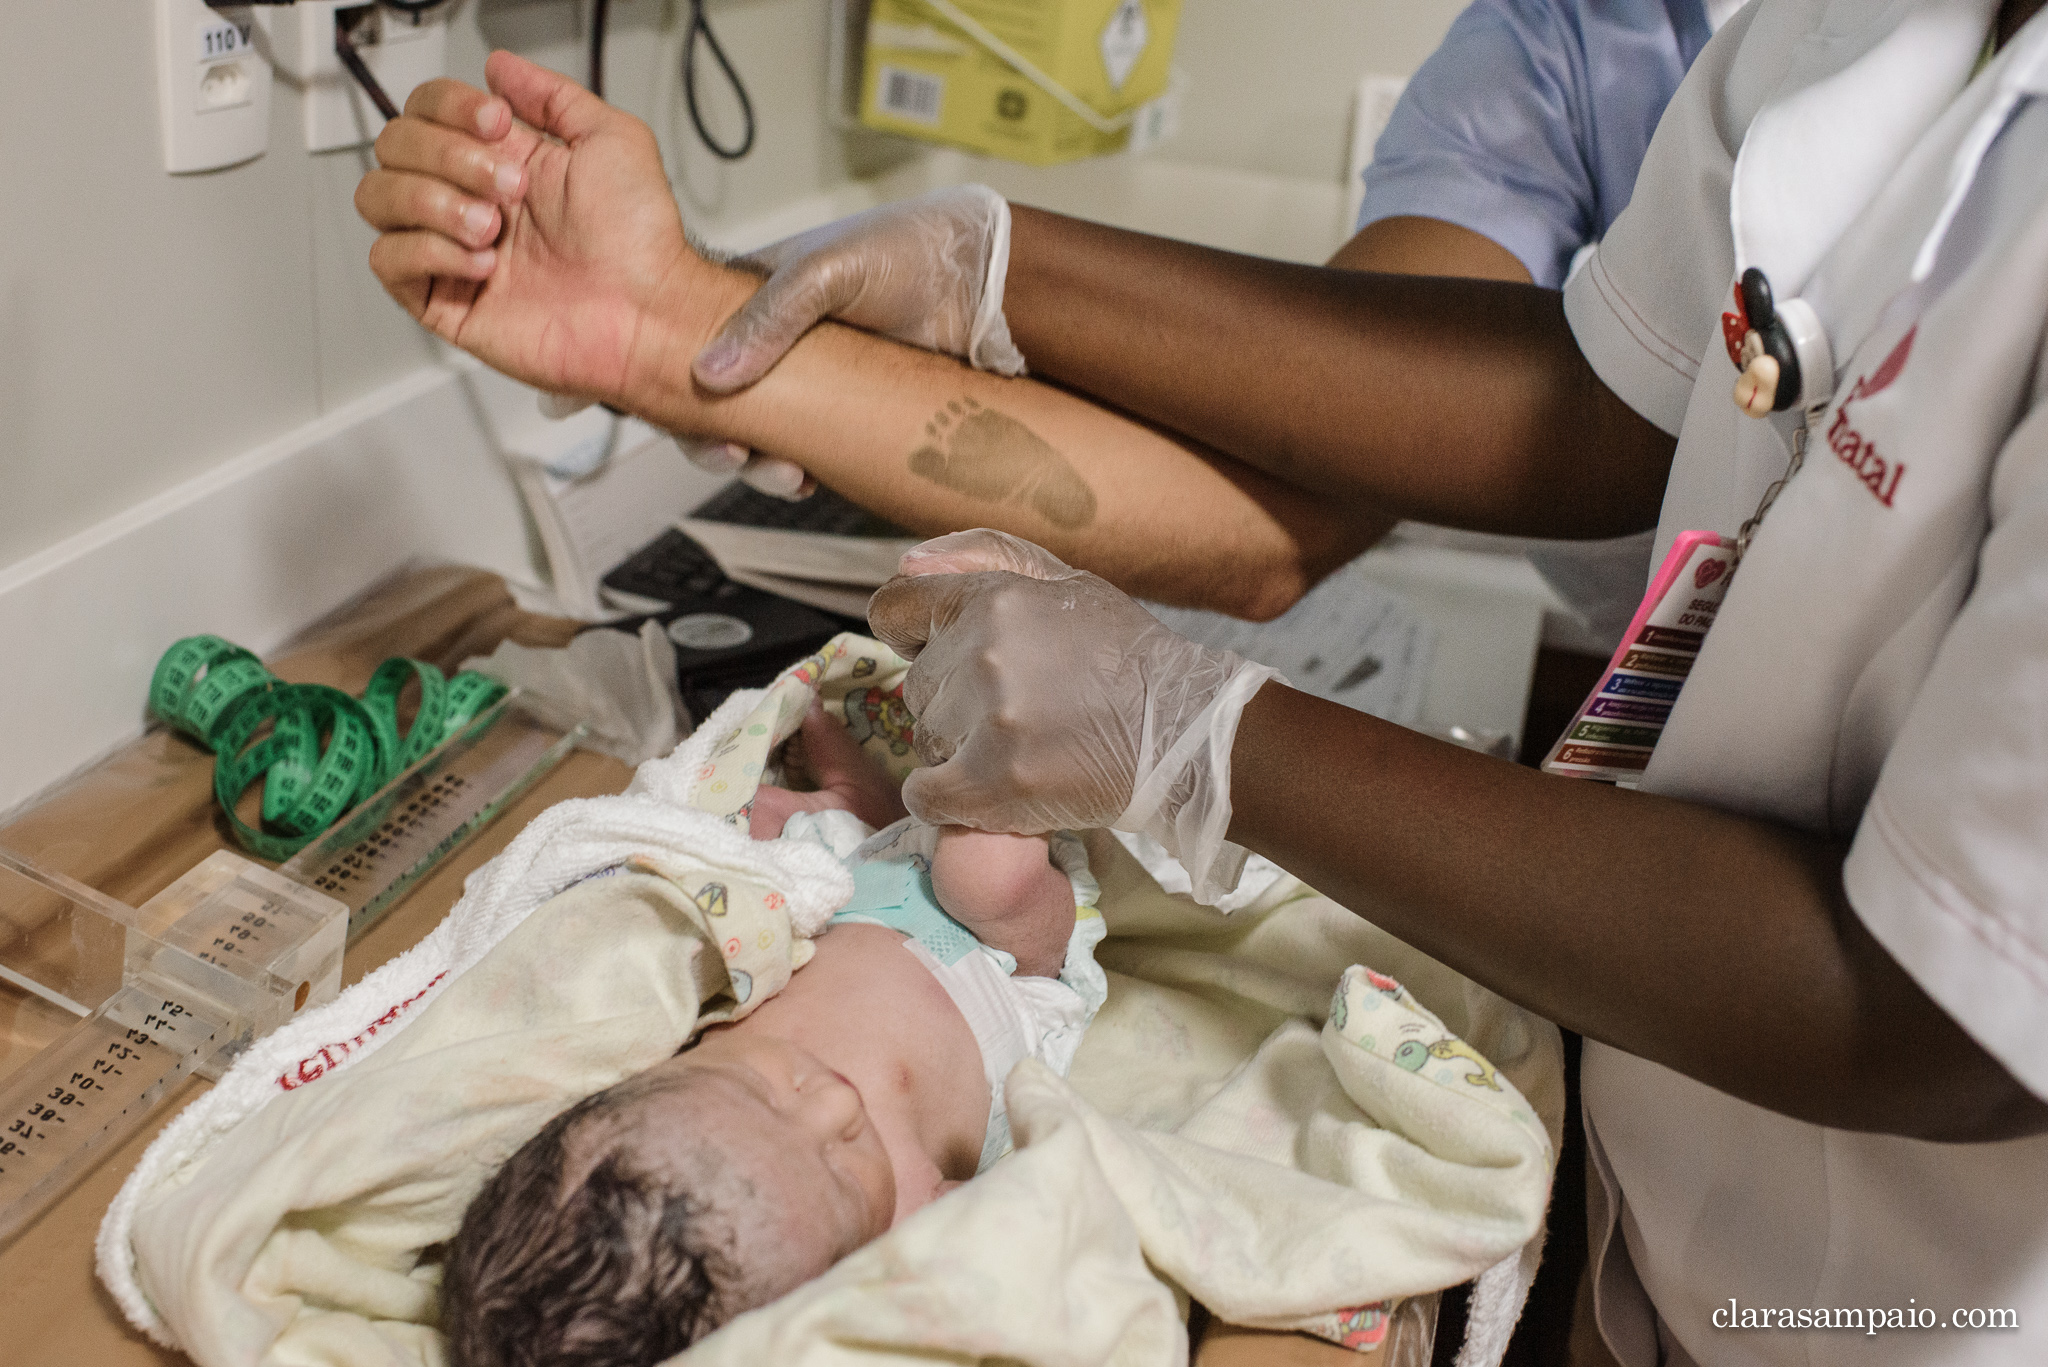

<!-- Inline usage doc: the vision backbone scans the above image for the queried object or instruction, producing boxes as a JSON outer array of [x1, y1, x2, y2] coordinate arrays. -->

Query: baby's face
[[568, 1031, 897, 1313]]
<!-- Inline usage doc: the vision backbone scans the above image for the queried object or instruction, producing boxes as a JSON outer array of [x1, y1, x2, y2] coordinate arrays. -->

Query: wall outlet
[[260, 2, 449, 152], [155, 0, 274, 173]]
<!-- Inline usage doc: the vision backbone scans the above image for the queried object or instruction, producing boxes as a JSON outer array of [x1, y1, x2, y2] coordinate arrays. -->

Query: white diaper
[[784, 810, 1107, 1169]]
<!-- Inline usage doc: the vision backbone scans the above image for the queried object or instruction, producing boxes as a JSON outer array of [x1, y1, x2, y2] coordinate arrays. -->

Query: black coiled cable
[[589, 0, 611, 95], [588, 0, 753, 160], [681, 0, 756, 160]]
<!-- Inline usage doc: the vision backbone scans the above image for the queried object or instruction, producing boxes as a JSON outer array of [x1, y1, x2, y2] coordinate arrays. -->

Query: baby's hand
[[749, 701, 908, 840], [929, 829, 1074, 979]]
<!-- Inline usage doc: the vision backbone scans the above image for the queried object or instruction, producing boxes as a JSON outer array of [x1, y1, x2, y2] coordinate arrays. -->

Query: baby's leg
[[929, 829, 1075, 979], [750, 701, 909, 840]]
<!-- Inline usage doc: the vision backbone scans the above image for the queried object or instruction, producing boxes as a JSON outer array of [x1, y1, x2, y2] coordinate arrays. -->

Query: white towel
[[100, 638, 1562, 1367], [96, 682, 845, 1347]]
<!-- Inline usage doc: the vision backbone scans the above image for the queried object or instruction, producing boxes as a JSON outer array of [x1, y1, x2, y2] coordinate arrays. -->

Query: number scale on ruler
[[0, 986, 224, 1244], [0, 848, 343, 1247], [281, 692, 584, 940], [0, 696, 578, 1244]]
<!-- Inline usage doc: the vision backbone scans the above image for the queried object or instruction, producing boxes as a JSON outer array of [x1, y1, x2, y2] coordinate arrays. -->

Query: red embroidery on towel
[[276, 971, 449, 1091]]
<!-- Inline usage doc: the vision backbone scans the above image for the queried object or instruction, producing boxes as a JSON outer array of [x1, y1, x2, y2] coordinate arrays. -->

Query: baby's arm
[[929, 829, 1075, 979]]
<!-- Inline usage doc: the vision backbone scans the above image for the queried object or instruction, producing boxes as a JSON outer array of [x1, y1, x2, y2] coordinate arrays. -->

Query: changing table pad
[[100, 634, 1561, 1367]]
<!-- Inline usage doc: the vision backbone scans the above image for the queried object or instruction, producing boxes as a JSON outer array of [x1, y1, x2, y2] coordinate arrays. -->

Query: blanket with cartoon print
[[102, 633, 1561, 1367]]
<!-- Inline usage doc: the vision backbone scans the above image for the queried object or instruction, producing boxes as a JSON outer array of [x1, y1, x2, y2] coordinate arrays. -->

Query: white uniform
[[1561, 0, 2048, 1362]]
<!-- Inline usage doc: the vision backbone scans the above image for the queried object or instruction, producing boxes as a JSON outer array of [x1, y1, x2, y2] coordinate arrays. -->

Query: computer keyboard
[[601, 528, 726, 605], [594, 521, 860, 724]]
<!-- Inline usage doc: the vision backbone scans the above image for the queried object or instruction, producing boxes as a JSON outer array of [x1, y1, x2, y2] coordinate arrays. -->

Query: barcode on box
[[877, 66, 944, 124]]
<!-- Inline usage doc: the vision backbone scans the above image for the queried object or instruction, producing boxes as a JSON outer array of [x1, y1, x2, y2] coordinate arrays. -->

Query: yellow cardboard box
[[860, 0, 1183, 166]]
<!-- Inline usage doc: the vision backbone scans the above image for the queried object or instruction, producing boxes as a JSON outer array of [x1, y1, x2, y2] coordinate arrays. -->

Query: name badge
[[1542, 531, 1733, 782]]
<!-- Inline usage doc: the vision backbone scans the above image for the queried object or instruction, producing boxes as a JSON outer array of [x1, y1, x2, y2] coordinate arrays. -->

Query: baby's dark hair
[[440, 1084, 736, 1367]]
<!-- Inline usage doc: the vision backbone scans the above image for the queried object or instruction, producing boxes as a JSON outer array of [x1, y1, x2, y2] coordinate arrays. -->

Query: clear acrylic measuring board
[[0, 849, 346, 1246], [281, 690, 585, 942], [0, 691, 582, 1244]]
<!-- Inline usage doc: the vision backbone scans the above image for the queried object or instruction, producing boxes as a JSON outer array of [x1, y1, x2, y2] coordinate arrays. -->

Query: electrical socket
[[155, 0, 274, 173], [259, 2, 449, 153]]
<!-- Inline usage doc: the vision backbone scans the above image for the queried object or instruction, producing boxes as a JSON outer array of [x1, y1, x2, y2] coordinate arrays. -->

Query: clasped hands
[[356, 54, 1274, 891], [354, 50, 743, 425], [358, 50, 1014, 493]]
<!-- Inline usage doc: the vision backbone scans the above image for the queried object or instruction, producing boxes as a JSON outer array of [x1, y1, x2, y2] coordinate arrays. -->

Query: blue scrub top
[[1358, 0, 1715, 288]]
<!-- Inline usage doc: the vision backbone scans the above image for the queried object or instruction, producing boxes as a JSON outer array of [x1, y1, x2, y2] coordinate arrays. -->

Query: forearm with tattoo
[[908, 398, 1097, 530]]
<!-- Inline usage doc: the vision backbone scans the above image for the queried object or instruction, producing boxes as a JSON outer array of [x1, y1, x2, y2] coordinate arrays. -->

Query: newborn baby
[[441, 703, 1104, 1367]]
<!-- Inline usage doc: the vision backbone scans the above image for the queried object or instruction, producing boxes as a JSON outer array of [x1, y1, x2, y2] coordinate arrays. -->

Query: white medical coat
[[1561, 0, 2048, 1362]]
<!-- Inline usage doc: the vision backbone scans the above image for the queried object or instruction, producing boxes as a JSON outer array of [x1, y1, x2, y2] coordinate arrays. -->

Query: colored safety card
[[1542, 530, 1733, 782]]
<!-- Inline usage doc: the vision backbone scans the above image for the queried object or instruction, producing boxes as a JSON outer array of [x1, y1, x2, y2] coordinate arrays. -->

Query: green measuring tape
[[150, 636, 507, 861]]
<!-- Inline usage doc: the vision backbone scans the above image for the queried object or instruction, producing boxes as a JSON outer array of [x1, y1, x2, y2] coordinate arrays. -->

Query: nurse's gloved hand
[[676, 435, 815, 501], [691, 186, 1027, 396], [868, 530, 1281, 905], [534, 392, 816, 500]]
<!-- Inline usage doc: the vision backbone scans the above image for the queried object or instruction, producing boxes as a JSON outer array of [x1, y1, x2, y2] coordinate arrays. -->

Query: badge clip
[[1721, 268, 1832, 418]]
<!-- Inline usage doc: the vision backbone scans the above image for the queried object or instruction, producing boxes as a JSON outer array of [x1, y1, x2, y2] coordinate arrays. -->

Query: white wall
[[0, 0, 875, 575], [1169, 0, 1463, 181]]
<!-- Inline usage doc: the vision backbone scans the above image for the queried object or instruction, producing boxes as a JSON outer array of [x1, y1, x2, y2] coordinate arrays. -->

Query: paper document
[[677, 483, 917, 616], [679, 520, 917, 588], [1146, 564, 1436, 727], [505, 413, 703, 617], [719, 567, 878, 619]]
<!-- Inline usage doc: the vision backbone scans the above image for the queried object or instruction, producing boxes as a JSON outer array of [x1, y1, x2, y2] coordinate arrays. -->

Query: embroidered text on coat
[[1825, 327, 1917, 508]]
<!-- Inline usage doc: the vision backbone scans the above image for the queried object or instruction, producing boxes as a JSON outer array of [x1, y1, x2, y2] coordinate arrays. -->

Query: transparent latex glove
[[868, 530, 1281, 905], [551, 187, 1019, 498], [631, 186, 1023, 500], [533, 393, 816, 500], [692, 185, 1026, 394], [674, 435, 815, 501]]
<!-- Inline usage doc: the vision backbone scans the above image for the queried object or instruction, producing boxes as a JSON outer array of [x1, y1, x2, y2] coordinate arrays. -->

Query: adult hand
[[693, 185, 1026, 394], [355, 52, 695, 409], [867, 530, 1280, 903], [677, 187, 1023, 497]]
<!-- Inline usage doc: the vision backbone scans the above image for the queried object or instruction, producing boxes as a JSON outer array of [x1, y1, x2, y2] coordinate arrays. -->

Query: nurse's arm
[[1226, 684, 2048, 1143], [629, 273, 1371, 620], [356, 61, 1374, 621], [1326, 215, 1536, 285], [671, 216, 1532, 605], [1002, 207, 1675, 542]]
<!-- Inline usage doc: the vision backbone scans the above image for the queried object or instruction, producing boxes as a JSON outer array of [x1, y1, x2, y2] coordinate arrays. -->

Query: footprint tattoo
[[909, 397, 1098, 529]]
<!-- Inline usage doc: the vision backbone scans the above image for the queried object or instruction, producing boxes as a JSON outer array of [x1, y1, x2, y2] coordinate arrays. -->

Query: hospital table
[[0, 565, 1392, 1367]]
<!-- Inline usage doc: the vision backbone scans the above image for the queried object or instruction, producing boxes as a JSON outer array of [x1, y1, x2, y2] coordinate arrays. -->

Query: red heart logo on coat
[[1695, 558, 1728, 590]]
